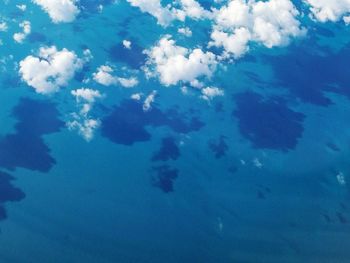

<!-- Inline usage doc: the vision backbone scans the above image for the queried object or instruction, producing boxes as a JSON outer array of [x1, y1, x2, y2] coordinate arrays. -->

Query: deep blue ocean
[[0, 0, 350, 262]]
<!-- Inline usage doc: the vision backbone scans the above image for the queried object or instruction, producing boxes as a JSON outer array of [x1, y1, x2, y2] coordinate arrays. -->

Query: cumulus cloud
[[93, 65, 139, 88], [67, 88, 103, 141], [131, 92, 142, 101], [19, 46, 83, 94], [33, 0, 80, 23], [173, 0, 212, 21], [13, 21, 31, 43], [127, 0, 174, 26], [304, 0, 350, 23], [71, 88, 103, 104], [209, 0, 305, 59], [200, 86, 224, 101], [0, 22, 8, 32], [144, 36, 217, 86], [16, 4, 27, 11], [143, 90, 157, 111], [127, 0, 211, 26], [123, 40, 132, 49], [178, 27, 192, 37]]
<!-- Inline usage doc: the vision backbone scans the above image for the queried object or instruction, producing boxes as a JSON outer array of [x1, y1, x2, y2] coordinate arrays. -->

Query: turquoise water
[[0, 1, 350, 262]]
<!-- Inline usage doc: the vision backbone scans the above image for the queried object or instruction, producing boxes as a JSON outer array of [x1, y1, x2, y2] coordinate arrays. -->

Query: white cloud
[[93, 65, 139, 88], [67, 117, 100, 142], [253, 157, 263, 168], [174, 0, 212, 21], [129, 91, 157, 110], [123, 40, 132, 49], [200, 86, 224, 101], [131, 92, 142, 101], [19, 46, 83, 94], [118, 77, 139, 88], [178, 27, 192, 37], [93, 65, 116, 86], [16, 4, 27, 11], [0, 22, 8, 32], [144, 36, 217, 86], [13, 20, 31, 43], [71, 88, 103, 104], [209, 0, 305, 58], [127, 0, 211, 26], [336, 172, 346, 185], [33, 0, 80, 23], [143, 90, 157, 111], [304, 0, 350, 23], [127, 0, 174, 26], [68, 88, 103, 141]]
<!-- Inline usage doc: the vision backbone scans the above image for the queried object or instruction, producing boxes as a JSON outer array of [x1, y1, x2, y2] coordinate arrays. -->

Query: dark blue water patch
[[9, 10, 24, 19], [242, 71, 267, 86], [2, 75, 21, 89], [261, 41, 350, 106], [257, 190, 266, 200], [337, 212, 348, 224], [28, 32, 47, 43], [75, 64, 90, 82], [151, 165, 179, 193], [233, 92, 305, 151], [197, 0, 212, 10], [314, 26, 335, 38], [0, 98, 64, 172], [108, 40, 147, 69], [152, 137, 180, 162], [322, 213, 333, 224], [72, 24, 83, 33], [228, 163, 239, 174], [117, 17, 132, 38], [0, 171, 25, 221], [326, 141, 340, 152], [0, 207, 5, 221], [256, 185, 271, 200], [237, 54, 258, 64], [207, 45, 225, 57], [214, 101, 224, 113], [208, 135, 228, 159], [101, 99, 205, 145]]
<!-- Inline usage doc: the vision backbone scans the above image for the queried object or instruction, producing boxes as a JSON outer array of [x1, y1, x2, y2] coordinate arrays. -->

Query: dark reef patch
[[151, 165, 179, 193], [74, 64, 90, 82], [214, 101, 224, 113], [0, 98, 64, 172], [0, 171, 25, 221], [326, 141, 340, 152], [108, 40, 146, 69], [28, 32, 47, 43], [101, 99, 204, 145], [1, 75, 21, 89], [337, 212, 348, 224], [208, 136, 228, 159], [233, 92, 305, 151], [262, 41, 350, 106], [152, 137, 180, 162], [314, 26, 335, 38]]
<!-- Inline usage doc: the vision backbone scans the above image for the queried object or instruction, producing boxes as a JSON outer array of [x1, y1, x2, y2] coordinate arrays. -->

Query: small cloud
[[123, 40, 132, 49], [93, 65, 138, 88], [13, 21, 31, 44]]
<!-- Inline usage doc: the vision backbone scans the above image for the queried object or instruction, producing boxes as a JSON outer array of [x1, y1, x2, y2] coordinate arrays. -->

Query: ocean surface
[[0, 0, 350, 262]]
